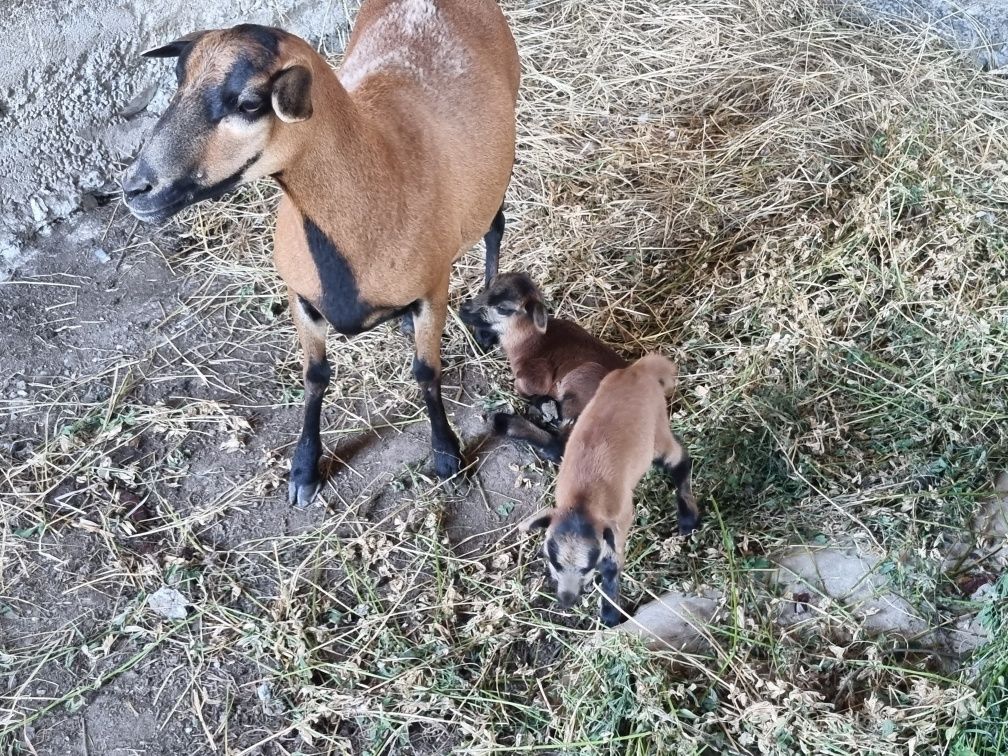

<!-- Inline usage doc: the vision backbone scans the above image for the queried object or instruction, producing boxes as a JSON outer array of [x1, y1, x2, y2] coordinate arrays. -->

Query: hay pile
[[140, 0, 1008, 751]]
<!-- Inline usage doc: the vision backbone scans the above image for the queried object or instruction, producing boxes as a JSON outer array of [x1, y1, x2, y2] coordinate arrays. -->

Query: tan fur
[[137, 3, 519, 360], [463, 273, 627, 423], [554, 354, 684, 569], [506, 318, 627, 422], [272, 2, 518, 305], [125, 2, 520, 494], [519, 354, 697, 624], [267, 3, 519, 391]]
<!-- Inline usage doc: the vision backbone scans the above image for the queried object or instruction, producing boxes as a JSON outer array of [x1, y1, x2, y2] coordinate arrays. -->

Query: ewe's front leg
[[289, 292, 331, 506], [412, 295, 463, 479]]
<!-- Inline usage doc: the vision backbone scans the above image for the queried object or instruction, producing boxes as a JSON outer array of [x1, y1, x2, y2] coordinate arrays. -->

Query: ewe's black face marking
[[122, 25, 283, 223]]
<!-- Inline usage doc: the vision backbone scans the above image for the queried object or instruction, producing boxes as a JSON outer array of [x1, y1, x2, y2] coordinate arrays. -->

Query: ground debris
[[146, 587, 190, 620]]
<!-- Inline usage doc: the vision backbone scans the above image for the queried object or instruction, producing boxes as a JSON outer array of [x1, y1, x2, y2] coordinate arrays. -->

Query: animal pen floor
[[3, 1, 1008, 754]]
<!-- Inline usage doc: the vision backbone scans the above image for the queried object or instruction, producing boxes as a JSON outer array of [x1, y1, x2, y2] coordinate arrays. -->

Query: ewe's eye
[[495, 305, 517, 316], [238, 98, 266, 115]]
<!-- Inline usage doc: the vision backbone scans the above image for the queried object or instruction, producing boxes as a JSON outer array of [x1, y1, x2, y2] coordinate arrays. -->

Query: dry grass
[[4, 0, 1008, 753]]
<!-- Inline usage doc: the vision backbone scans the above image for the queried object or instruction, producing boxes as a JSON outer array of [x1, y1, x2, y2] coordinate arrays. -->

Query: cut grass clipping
[[4, 0, 1008, 753]]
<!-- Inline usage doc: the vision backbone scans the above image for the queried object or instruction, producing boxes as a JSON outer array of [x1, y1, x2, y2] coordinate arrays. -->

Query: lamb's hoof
[[600, 601, 623, 628], [288, 477, 320, 508], [677, 506, 701, 536], [491, 412, 513, 436], [400, 311, 415, 337], [432, 447, 463, 480], [540, 443, 563, 465]]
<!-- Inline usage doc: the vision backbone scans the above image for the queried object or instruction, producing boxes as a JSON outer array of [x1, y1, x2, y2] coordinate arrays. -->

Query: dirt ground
[[2, 197, 544, 753]]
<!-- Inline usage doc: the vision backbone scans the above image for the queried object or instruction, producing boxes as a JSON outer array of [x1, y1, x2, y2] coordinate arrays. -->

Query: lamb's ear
[[519, 508, 554, 532], [142, 31, 206, 59], [527, 300, 548, 334]]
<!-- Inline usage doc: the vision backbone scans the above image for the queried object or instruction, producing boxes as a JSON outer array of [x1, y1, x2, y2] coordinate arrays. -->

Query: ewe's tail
[[635, 353, 679, 396]]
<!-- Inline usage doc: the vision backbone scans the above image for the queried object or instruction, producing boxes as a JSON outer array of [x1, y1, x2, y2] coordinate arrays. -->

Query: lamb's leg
[[654, 428, 700, 535]]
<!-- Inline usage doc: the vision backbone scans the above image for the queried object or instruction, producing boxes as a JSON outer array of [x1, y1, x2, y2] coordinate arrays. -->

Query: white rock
[[771, 541, 930, 640], [147, 586, 189, 620], [608, 590, 722, 652]]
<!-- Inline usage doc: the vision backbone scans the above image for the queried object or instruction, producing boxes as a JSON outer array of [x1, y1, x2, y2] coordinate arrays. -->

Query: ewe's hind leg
[[654, 428, 699, 535], [467, 204, 507, 352], [289, 292, 331, 507], [483, 204, 505, 287], [412, 293, 463, 479]]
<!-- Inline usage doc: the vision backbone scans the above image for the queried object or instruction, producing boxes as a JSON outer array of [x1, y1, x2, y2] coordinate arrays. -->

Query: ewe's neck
[[278, 63, 399, 231]]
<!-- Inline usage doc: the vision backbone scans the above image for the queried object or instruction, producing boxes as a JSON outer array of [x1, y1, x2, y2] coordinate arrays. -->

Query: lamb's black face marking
[[123, 25, 288, 223], [543, 510, 603, 609], [459, 272, 547, 336]]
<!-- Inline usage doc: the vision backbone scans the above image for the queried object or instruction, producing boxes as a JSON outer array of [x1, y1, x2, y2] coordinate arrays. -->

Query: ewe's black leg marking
[[413, 357, 462, 479], [492, 413, 564, 463], [290, 358, 331, 506], [483, 204, 506, 288], [411, 296, 461, 479], [288, 291, 330, 507], [598, 557, 622, 627], [656, 448, 700, 535]]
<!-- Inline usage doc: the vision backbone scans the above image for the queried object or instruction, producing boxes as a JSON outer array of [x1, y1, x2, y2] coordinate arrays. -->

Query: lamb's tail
[[635, 353, 679, 396]]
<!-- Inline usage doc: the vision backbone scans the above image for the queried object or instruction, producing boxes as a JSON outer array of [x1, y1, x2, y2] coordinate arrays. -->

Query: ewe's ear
[[527, 301, 548, 334], [272, 65, 313, 123], [519, 508, 554, 532], [142, 31, 206, 59], [602, 527, 617, 554]]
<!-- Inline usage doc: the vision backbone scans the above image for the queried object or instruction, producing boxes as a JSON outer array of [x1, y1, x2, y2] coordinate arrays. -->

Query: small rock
[[973, 472, 1008, 539], [147, 587, 189, 620], [609, 590, 722, 651], [256, 682, 273, 703], [30, 197, 47, 224], [771, 541, 930, 640], [93, 248, 111, 264]]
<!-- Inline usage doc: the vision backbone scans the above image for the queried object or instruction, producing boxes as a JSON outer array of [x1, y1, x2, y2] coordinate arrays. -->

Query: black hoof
[[540, 443, 563, 465], [677, 505, 701, 536], [600, 600, 622, 628], [432, 446, 463, 480], [288, 476, 320, 508], [491, 412, 513, 436]]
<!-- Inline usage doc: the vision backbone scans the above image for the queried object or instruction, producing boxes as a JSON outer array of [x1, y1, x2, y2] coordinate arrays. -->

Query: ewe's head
[[122, 24, 314, 223], [459, 272, 549, 341], [520, 505, 618, 613]]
